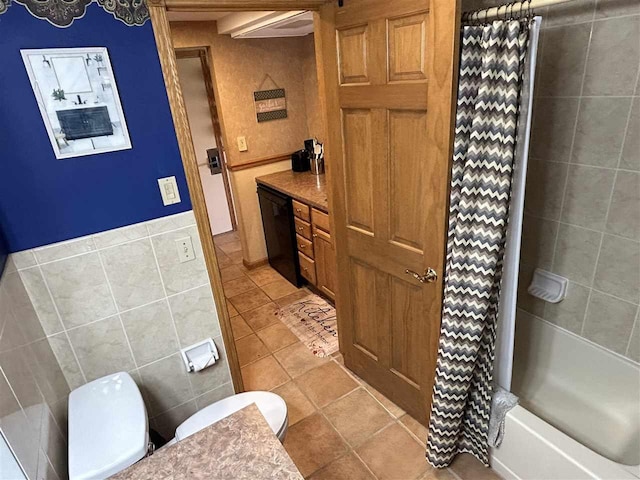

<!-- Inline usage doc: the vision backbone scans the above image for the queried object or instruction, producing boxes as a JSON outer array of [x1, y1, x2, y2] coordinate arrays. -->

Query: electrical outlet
[[175, 237, 195, 263], [237, 136, 248, 152]]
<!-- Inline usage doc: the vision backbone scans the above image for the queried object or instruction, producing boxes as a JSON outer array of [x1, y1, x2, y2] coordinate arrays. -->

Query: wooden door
[[316, 0, 459, 423]]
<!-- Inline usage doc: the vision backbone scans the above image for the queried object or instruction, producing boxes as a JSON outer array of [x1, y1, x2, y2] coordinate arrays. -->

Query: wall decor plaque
[[254, 88, 287, 123], [21, 47, 132, 159]]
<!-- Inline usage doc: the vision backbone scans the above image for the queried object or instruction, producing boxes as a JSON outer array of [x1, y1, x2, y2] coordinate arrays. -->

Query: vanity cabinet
[[293, 202, 336, 301], [313, 224, 336, 300]]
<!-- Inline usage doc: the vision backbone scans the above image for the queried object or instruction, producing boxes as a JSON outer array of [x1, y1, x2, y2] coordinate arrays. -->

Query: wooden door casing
[[317, 0, 459, 423]]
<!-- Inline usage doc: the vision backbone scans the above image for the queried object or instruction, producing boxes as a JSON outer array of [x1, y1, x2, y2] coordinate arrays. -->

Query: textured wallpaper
[[170, 22, 320, 167], [170, 21, 324, 264]]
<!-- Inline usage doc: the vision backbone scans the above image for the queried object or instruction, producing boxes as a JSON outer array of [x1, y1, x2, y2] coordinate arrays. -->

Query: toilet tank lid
[[68, 372, 149, 480]]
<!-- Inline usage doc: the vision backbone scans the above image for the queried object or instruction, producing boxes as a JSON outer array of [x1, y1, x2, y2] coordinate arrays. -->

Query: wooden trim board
[[227, 152, 294, 172], [242, 257, 270, 270], [149, 5, 244, 393], [156, 0, 330, 11]]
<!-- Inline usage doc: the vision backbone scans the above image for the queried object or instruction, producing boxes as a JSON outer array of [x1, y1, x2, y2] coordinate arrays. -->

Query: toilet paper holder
[[180, 338, 219, 373]]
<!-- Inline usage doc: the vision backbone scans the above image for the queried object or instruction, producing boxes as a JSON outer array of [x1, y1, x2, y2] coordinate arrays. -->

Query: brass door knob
[[405, 268, 438, 284]]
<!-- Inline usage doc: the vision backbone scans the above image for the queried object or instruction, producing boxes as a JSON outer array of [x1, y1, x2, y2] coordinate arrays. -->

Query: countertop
[[110, 404, 303, 480], [256, 170, 329, 212]]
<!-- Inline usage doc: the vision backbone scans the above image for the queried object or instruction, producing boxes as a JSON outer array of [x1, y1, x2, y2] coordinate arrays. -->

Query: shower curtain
[[426, 19, 533, 468]]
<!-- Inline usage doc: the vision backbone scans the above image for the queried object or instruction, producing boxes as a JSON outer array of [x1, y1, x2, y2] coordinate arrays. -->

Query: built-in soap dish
[[527, 268, 568, 303]]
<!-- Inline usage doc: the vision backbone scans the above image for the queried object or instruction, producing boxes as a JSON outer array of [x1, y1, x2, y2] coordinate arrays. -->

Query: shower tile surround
[[518, 0, 640, 363], [0, 258, 70, 479], [8, 211, 233, 443]]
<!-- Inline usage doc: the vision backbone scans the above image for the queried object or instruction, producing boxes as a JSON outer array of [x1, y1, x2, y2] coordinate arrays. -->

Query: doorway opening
[[155, 2, 461, 473], [175, 46, 237, 235], [169, 13, 341, 386]]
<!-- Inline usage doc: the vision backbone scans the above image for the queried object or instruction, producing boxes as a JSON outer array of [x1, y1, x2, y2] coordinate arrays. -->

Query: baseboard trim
[[243, 257, 269, 270]]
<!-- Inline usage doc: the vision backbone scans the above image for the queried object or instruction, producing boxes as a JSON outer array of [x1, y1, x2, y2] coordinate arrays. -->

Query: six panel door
[[322, 0, 459, 423]]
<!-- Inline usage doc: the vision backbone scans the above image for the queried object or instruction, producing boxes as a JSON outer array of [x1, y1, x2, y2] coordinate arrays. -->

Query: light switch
[[175, 236, 195, 263], [158, 176, 181, 206], [237, 136, 248, 152]]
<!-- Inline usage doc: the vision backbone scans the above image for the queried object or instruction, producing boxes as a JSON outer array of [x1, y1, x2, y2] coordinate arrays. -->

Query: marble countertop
[[256, 170, 329, 212], [111, 404, 303, 480]]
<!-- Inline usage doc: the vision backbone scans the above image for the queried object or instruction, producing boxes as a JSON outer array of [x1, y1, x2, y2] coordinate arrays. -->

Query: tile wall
[[518, 0, 639, 362], [0, 259, 69, 479], [11, 211, 234, 441]]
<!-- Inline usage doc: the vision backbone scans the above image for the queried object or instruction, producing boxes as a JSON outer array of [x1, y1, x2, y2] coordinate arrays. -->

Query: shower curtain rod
[[463, 0, 573, 21]]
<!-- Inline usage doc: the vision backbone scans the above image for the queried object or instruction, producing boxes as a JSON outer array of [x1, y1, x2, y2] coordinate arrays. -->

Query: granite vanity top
[[256, 170, 329, 212], [111, 404, 302, 480]]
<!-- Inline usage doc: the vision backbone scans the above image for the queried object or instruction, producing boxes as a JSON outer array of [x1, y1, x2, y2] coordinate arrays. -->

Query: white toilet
[[68, 372, 288, 480]]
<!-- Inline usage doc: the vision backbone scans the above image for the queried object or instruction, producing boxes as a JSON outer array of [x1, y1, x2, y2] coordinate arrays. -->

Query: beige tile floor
[[214, 231, 502, 480]]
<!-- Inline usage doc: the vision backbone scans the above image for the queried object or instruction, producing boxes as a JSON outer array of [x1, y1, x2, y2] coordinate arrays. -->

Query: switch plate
[[175, 236, 195, 263], [158, 176, 181, 206], [237, 136, 248, 152]]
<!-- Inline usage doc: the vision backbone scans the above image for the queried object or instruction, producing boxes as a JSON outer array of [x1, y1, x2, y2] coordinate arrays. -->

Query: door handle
[[405, 268, 438, 284]]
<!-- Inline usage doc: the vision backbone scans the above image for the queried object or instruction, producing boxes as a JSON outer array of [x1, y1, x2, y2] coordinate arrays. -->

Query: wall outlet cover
[[237, 136, 248, 152], [175, 236, 195, 263], [158, 176, 181, 206]]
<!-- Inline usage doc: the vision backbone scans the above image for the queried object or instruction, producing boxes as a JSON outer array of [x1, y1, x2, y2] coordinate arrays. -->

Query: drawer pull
[[298, 226, 304, 231], [295, 208, 302, 213], [312, 233, 318, 238], [299, 244, 306, 249]]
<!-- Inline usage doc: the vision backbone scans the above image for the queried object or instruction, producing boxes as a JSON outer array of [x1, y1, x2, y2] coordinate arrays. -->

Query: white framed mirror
[[21, 47, 132, 160]]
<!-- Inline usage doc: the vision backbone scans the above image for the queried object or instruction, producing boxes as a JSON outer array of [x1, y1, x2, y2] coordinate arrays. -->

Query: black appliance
[[56, 106, 113, 140], [304, 138, 316, 154], [291, 149, 310, 172], [257, 185, 303, 287]]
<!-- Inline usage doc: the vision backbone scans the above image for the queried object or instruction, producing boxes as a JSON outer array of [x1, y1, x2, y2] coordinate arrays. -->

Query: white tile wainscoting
[[9, 211, 234, 440]]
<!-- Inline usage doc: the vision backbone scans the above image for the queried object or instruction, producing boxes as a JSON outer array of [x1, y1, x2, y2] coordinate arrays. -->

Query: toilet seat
[[175, 391, 288, 442]]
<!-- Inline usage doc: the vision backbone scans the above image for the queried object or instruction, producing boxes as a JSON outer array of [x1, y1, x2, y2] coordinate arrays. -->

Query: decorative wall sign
[[21, 47, 132, 159], [0, 0, 149, 27], [254, 88, 287, 123], [253, 74, 287, 123]]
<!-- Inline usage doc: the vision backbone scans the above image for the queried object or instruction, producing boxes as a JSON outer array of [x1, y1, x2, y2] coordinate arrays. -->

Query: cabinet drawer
[[312, 208, 330, 233], [294, 217, 312, 240], [292, 199, 310, 221], [296, 234, 314, 259], [298, 252, 316, 284]]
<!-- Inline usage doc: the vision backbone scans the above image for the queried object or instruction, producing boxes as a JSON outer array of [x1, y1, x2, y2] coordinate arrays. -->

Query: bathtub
[[491, 312, 640, 480]]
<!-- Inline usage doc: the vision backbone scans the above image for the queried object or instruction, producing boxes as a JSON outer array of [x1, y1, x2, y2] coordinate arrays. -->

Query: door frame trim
[[175, 46, 238, 231], [148, 0, 332, 394]]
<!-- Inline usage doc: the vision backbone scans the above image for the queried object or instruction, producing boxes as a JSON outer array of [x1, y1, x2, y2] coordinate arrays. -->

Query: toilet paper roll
[[189, 352, 216, 372]]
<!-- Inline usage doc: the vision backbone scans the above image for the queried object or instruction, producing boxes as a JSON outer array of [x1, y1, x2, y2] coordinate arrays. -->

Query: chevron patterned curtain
[[427, 20, 531, 468]]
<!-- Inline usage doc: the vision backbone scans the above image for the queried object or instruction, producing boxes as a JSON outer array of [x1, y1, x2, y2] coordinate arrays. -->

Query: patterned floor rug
[[277, 294, 338, 358]]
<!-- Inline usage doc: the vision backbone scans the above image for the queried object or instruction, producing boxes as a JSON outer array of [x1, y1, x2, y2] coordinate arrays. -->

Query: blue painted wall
[[0, 4, 191, 252]]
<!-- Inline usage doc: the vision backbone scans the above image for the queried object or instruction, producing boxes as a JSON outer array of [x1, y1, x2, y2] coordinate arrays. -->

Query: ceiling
[[167, 10, 314, 38]]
